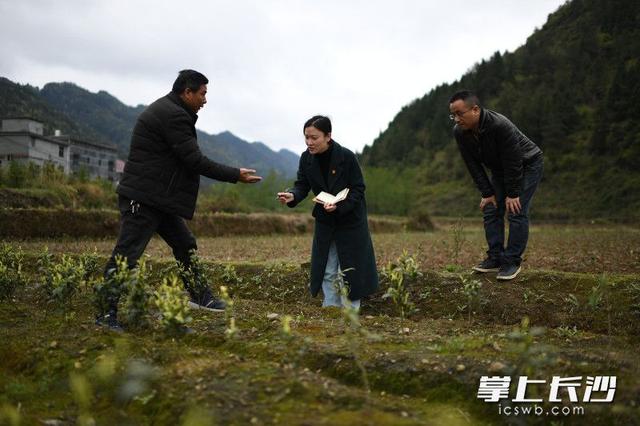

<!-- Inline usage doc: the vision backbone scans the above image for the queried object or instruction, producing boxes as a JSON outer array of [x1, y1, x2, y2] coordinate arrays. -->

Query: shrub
[[6, 161, 27, 187], [40, 162, 66, 185], [0, 262, 19, 301], [177, 250, 210, 300], [93, 256, 132, 317], [0, 403, 22, 426], [219, 285, 238, 338], [406, 207, 436, 231], [122, 257, 152, 329], [37, 246, 55, 289], [0, 244, 26, 298], [449, 217, 466, 263], [507, 317, 554, 377], [382, 268, 416, 322], [153, 274, 192, 334], [26, 162, 40, 184], [0, 243, 25, 273], [78, 248, 101, 289], [381, 250, 421, 322], [221, 264, 242, 285], [47, 254, 85, 307], [460, 274, 482, 324]]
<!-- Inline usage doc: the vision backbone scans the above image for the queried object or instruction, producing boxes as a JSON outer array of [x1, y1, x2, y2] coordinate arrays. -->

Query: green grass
[[1, 224, 639, 424], [13, 222, 640, 274]]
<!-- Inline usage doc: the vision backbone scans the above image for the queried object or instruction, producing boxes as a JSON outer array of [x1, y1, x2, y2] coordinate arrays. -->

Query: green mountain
[[39, 82, 145, 153], [0, 77, 104, 142], [197, 130, 299, 178], [360, 0, 640, 221], [0, 78, 299, 178]]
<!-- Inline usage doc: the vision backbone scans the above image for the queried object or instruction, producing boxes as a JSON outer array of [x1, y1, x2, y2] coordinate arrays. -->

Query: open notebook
[[313, 188, 349, 205]]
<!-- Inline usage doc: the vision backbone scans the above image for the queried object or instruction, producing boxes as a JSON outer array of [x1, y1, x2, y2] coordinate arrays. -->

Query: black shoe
[[472, 258, 501, 273], [188, 289, 226, 312], [95, 313, 124, 332], [497, 264, 522, 280]]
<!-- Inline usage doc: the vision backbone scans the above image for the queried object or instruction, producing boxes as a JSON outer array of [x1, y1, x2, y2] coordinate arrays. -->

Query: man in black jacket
[[97, 70, 261, 329], [450, 90, 543, 280]]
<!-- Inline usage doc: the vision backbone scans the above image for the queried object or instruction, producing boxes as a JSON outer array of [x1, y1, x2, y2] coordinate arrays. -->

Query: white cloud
[[0, 0, 566, 154]]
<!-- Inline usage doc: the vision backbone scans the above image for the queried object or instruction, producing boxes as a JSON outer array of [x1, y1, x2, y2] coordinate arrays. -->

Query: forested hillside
[[0, 79, 299, 178], [360, 0, 640, 220]]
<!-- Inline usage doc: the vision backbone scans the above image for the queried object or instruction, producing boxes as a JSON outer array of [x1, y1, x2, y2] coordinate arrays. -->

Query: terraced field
[[1, 223, 639, 425]]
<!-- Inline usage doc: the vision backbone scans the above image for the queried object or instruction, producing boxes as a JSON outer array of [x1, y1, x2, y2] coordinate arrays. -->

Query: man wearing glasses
[[449, 90, 543, 280]]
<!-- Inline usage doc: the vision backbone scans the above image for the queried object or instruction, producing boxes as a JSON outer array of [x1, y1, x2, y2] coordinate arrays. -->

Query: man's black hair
[[449, 90, 480, 107], [172, 69, 209, 95]]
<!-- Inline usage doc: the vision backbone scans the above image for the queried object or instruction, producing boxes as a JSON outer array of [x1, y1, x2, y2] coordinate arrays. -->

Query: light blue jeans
[[322, 241, 361, 310]]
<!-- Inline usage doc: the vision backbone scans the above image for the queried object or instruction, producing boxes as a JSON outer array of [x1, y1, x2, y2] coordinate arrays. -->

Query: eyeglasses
[[449, 107, 474, 120]]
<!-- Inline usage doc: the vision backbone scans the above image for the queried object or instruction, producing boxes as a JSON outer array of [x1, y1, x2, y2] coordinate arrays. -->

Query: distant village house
[[0, 117, 121, 182]]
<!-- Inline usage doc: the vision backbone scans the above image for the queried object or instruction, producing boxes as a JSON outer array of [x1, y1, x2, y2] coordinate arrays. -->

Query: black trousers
[[105, 195, 198, 272], [103, 195, 198, 310]]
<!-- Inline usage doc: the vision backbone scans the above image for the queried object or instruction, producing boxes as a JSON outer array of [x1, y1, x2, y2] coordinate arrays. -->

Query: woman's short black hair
[[303, 115, 332, 136], [172, 69, 209, 95]]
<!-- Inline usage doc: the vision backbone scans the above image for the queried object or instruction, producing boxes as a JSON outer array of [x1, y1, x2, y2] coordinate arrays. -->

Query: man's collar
[[167, 92, 198, 122], [476, 108, 487, 134]]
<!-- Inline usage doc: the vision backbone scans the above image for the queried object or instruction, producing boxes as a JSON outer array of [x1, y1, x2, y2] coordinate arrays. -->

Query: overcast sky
[[0, 0, 566, 154]]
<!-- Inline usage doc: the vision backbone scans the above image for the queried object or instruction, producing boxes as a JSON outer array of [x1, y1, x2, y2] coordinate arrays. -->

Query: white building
[[53, 134, 118, 181], [0, 117, 120, 181], [0, 117, 70, 173]]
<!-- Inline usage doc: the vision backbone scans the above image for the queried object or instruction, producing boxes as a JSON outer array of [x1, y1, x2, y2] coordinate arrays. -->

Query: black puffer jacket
[[454, 108, 542, 198], [117, 92, 240, 219]]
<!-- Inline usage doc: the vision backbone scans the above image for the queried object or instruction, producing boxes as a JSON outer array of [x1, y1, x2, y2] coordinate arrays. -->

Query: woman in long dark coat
[[278, 115, 378, 308]]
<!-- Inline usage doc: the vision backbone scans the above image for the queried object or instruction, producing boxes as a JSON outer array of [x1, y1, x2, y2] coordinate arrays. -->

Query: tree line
[[360, 0, 640, 221]]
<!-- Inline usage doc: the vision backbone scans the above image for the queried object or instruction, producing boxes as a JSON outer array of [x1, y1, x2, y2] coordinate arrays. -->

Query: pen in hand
[[276, 189, 294, 204]]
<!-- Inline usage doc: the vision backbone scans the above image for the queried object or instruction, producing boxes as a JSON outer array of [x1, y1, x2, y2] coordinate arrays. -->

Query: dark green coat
[[288, 141, 378, 301]]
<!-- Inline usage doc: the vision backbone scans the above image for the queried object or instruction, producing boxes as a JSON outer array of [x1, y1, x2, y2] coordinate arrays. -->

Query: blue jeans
[[322, 241, 361, 309], [482, 156, 543, 267]]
